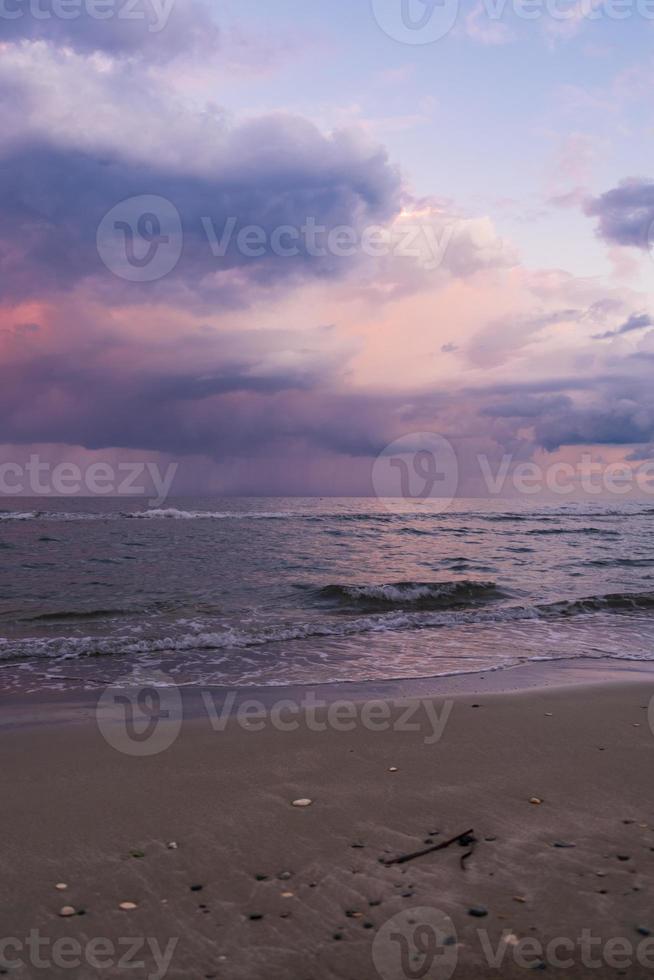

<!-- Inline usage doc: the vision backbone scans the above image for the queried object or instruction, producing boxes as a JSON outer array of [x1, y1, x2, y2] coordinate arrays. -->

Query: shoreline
[[2, 655, 654, 733]]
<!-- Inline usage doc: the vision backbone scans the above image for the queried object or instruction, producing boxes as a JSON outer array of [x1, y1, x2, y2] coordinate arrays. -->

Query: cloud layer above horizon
[[1, 1, 654, 494]]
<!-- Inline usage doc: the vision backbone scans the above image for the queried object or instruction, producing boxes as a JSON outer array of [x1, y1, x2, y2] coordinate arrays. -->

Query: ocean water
[[1, 496, 654, 693]]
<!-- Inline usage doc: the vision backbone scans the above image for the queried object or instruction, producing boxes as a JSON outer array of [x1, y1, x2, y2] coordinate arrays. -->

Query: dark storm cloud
[[476, 375, 654, 452], [0, 123, 401, 305], [0, 349, 397, 459], [585, 179, 654, 248]]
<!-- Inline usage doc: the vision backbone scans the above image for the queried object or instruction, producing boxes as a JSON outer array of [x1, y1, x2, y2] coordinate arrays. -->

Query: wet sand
[[1, 662, 654, 979]]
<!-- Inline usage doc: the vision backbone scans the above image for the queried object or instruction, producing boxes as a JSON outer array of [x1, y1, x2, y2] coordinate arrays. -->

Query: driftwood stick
[[382, 828, 474, 866]]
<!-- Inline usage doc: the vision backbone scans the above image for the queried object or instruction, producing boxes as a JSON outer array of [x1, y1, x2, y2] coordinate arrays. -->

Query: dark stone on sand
[[351, 843, 365, 849], [190, 885, 204, 891], [444, 936, 456, 946], [552, 841, 576, 848], [617, 855, 631, 861], [130, 850, 145, 859], [636, 927, 651, 936], [459, 834, 476, 846], [485, 836, 497, 842], [369, 900, 381, 907], [468, 907, 488, 918], [255, 874, 268, 881], [363, 922, 374, 929], [401, 892, 414, 898], [332, 932, 343, 940], [248, 914, 263, 921]]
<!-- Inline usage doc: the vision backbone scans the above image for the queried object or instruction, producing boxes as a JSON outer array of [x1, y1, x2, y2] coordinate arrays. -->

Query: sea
[[1, 497, 654, 694]]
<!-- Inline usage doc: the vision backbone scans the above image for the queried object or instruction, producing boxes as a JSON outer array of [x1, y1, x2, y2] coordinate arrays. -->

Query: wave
[[318, 580, 503, 609], [2, 589, 654, 665], [128, 508, 300, 520], [1, 504, 654, 523]]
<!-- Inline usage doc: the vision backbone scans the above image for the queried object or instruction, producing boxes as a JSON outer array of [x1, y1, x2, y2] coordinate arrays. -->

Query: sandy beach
[[1, 661, 654, 979]]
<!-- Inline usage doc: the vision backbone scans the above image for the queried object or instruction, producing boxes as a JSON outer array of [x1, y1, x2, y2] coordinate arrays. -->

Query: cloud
[[586, 178, 654, 248], [0, 126, 402, 305], [0, 0, 222, 60], [592, 312, 652, 340]]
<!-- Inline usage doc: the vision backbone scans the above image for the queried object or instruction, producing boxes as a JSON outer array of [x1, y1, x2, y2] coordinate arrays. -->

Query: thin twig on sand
[[382, 829, 474, 866]]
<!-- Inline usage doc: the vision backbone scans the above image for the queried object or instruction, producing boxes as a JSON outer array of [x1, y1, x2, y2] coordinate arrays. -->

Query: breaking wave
[[318, 580, 504, 609], [2, 589, 654, 665]]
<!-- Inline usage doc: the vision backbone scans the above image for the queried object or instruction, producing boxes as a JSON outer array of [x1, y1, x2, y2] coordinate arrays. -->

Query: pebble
[[278, 871, 292, 880], [388, 767, 398, 773], [292, 799, 313, 808], [617, 854, 631, 862], [529, 798, 543, 805], [249, 914, 263, 921], [552, 841, 576, 849], [167, 842, 178, 850], [58, 907, 76, 917], [513, 896, 527, 903], [468, 906, 488, 918], [545, 713, 553, 717], [55, 883, 68, 891], [637, 927, 652, 937], [281, 892, 294, 899], [119, 902, 138, 911]]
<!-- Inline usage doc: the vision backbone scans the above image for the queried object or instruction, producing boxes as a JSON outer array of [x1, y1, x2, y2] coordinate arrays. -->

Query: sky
[[1, 0, 654, 496]]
